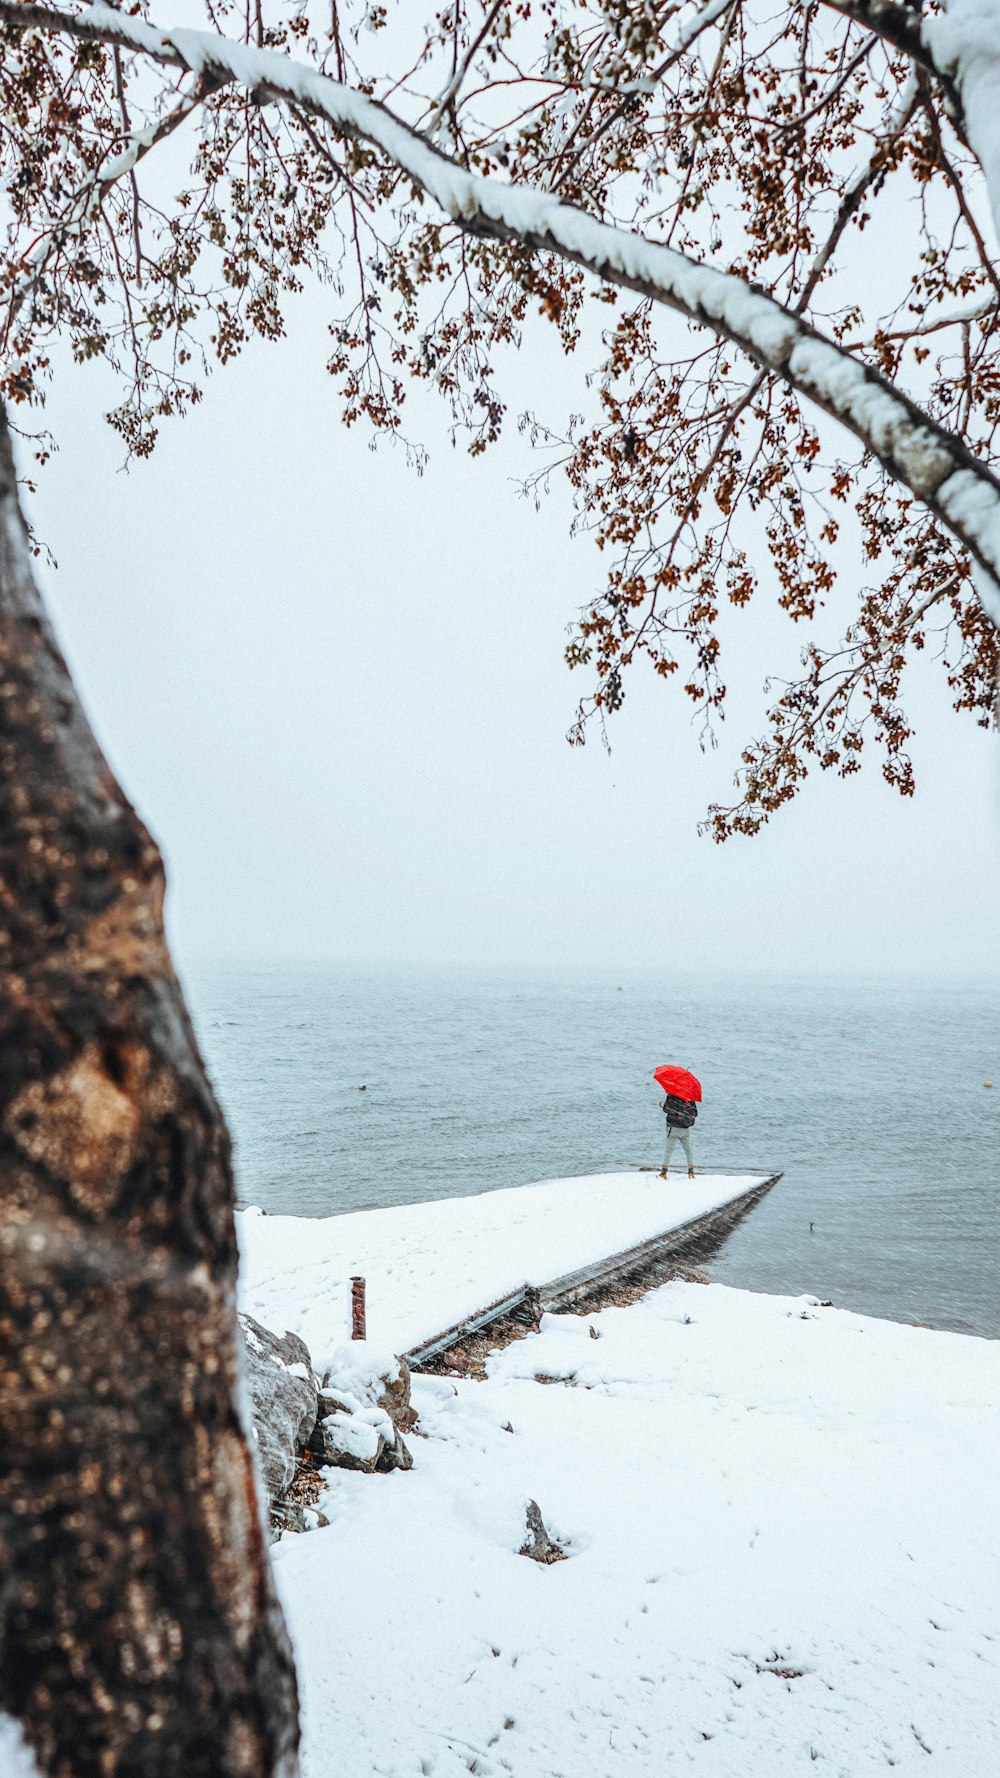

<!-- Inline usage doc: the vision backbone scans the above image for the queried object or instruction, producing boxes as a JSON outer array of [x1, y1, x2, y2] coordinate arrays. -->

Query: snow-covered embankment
[[236, 1174, 1000, 1776]]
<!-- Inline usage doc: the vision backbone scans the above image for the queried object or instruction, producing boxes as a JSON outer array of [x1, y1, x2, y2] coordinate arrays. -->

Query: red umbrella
[[653, 1064, 702, 1102]]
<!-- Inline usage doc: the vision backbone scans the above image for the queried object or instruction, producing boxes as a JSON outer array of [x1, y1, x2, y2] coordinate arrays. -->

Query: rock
[[520, 1499, 565, 1564], [378, 1355, 418, 1434], [269, 1497, 308, 1535], [322, 1346, 418, 1434], [239, 1312, 318, 1505], [239, 1315, 417, 1531], [310, 1410, 385, 1474], [268, 1497, 329, 1540], [310, 1403, 414, 1475], [378, 1423, 414, 1474], [316, 1385, 365, 1418]]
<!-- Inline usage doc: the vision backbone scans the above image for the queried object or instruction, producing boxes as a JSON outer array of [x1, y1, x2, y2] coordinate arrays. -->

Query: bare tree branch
[[5, 0, 996, 617], [1, 69, 223, 348]]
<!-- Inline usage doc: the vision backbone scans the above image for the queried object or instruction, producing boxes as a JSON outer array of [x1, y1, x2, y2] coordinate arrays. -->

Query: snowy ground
[[5, 1177, 994, 1778], [237, 1170, 770, 1362], [274, 1279, 1000, 1778], [241, 1180, 1000, 1778]]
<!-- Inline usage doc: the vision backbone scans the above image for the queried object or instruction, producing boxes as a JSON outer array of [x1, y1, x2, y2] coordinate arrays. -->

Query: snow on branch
[[671, 0, 737, 57], [821, 0, 943, 74], [2, 72, 219, 344], [4, 0, 1000, 624], [825, 0, 1000, 241], [926, 0, 1000, 244], [426, 0, 504, 134]]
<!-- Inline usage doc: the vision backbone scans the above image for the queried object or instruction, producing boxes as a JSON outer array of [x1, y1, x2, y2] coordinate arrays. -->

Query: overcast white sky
[[20, 276, 1000, 983]]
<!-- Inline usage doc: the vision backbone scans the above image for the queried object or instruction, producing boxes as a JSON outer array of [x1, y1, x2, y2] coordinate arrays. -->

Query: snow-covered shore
[[5, 1177, 994, 1775], [242, 1180, 1000, 1777]]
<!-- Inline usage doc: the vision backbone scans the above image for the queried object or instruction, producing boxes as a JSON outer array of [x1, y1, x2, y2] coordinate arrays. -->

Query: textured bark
[[0, 406, 299, 1777]]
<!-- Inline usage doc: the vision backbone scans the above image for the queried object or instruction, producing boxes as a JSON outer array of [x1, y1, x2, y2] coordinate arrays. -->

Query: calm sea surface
[[186, 966, 1000, 1340]]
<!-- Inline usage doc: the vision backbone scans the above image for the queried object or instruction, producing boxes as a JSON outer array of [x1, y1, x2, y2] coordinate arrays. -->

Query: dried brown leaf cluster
[[1, 1, 997, 833]]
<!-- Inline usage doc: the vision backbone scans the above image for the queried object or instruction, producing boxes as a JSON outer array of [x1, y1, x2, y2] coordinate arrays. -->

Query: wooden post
[[350, 1276, 367, 1340]]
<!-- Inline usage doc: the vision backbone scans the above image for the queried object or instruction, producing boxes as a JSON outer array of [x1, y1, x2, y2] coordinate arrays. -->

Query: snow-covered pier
[[404, 1171, 781, 1368], [237, 1169, 780, 1372]]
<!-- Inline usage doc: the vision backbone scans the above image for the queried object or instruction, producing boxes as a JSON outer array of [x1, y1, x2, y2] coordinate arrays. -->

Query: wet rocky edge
[[239, 1313, 417, 1537]]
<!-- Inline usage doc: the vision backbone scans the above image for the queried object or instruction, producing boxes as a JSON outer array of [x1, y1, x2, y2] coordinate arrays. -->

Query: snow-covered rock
[[315, 1349, 416, 1473], [311, 1410, 385, 1473], [238, 1314, 416, 1514], [322, 1344, 418, 1432], [238, 1312, 318, 1504]]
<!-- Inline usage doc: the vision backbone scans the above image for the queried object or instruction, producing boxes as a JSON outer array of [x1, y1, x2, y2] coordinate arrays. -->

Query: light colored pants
[[663, 1125, 694, 1170]]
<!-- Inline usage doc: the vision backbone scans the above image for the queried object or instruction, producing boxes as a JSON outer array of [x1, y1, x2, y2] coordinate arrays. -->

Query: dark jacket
[[662, 1093, 698, 1130]]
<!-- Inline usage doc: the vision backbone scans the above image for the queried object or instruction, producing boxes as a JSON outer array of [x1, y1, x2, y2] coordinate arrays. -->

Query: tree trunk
[[0, 407, 299, 1777]]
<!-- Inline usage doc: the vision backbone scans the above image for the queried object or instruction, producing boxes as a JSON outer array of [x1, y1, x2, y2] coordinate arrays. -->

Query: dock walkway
[[237, 1170, 781, 1368]]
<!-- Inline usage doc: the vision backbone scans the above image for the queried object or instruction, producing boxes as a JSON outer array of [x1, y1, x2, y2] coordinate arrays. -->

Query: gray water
[[186, 966, 1000, 1340]]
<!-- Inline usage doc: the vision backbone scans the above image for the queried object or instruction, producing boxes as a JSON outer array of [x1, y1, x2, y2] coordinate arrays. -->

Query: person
[[661, 1090, 697, 1178]]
